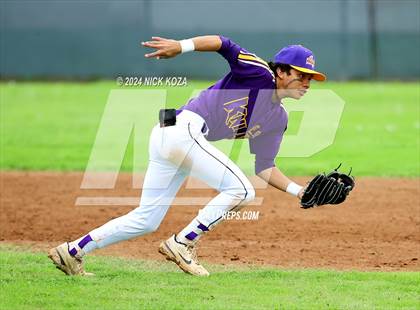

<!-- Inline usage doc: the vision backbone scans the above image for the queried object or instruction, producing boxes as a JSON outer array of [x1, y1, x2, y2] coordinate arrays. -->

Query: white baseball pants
[[89, 110, 255, 248]]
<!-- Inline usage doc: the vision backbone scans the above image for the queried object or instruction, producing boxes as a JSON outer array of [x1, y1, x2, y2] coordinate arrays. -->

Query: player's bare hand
[[298, 187, 306, 200], [141, 36, 181, 59]]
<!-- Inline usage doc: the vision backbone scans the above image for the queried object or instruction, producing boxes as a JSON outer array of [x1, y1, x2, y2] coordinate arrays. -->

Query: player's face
[[276, 68, 312, 100]]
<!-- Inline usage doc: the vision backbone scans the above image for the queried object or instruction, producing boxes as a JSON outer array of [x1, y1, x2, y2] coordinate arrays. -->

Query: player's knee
[[243, 186, 255, 203], [227, 185, 255, 204], [142, 222, 160, 234], [127, 206, 162, 234]]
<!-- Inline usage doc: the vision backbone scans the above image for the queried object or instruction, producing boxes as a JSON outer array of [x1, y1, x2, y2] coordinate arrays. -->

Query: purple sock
[[68, 234, 98, 257], [178, 219, 210, 245]]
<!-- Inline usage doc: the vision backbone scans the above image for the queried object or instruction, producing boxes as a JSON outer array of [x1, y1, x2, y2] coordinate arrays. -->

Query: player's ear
[[276, 67, 284, 79]]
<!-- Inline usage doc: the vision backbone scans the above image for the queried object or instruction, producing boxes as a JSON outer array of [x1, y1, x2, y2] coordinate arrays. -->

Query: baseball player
[[48, 35, 327, 276]]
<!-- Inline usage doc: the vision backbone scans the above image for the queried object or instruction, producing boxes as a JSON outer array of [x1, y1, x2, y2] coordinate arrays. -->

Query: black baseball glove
[[300, 164, 355, 209]]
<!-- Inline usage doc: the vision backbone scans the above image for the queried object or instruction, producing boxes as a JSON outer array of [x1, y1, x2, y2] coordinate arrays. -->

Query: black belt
[[159, 109, 176, 127], [159, 108, 208, 134]]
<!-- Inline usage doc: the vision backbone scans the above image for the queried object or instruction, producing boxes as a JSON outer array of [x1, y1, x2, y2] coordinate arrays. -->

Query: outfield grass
[[0, 247, 419, 310], [1, 81, 419, 176]]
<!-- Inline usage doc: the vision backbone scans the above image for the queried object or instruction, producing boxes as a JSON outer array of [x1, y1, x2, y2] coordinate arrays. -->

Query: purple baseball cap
[[274, 45, 326, 81]]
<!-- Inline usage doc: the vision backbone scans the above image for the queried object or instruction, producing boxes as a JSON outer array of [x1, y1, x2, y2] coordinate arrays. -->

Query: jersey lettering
[[223, 96, 249, 134]]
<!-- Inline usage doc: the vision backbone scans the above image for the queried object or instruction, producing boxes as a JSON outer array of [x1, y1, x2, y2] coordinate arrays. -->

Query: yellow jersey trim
[[238, 52, 270, 69]]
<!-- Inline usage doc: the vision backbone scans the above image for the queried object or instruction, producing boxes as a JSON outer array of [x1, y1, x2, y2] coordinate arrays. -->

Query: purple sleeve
[[217, 35, 242, 65], [249, 132, 284, 175], [217, 36, 271, 78]]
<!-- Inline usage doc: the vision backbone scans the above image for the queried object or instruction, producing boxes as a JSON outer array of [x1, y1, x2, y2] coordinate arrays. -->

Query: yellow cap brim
[[290, 65, 327, 81]]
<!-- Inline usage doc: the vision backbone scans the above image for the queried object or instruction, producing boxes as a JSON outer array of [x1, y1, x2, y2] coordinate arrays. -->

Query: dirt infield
[[1, 172, 419, 271]]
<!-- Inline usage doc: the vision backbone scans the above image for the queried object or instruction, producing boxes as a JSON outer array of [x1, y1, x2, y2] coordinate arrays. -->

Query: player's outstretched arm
[[141, 35, 222, 59], [258, 166, 305, 200]]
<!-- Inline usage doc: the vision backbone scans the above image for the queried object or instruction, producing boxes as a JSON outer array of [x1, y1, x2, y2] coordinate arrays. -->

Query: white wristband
[[180, 39, 195, 53], [286, 182, 303, 197]]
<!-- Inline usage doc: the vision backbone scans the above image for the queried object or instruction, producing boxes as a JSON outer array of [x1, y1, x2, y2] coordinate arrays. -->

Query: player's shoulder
[[236, 49, 275, 82]]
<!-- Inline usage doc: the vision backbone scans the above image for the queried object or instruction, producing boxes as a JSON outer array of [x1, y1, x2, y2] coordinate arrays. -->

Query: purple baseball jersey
[[179, 36, 288, 174]]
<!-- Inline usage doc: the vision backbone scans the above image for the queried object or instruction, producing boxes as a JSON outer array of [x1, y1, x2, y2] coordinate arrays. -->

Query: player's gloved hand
[[142, 37, 182, 59], [300, 164, 355, 209]]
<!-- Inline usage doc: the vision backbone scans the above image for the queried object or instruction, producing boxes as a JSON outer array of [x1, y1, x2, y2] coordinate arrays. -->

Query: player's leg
[[49, 159, 186, 275], [85, 160, 187, 250], [176, 130, 255, 245], [48, 125, 188, 275], [158, 119, 255, 276]]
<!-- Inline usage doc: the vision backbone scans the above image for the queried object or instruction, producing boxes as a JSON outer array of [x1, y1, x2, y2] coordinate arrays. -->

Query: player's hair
[[268, 62, 292, 77]]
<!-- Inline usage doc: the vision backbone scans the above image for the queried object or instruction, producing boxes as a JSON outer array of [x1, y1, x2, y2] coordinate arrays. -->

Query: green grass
[[1, 81, 419, 176], [1, 247, 419, 310]]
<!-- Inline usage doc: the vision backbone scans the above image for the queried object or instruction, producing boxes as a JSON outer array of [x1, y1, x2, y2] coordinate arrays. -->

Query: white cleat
[[48, 242, 94, 276], [158, 234, 209, 276]]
